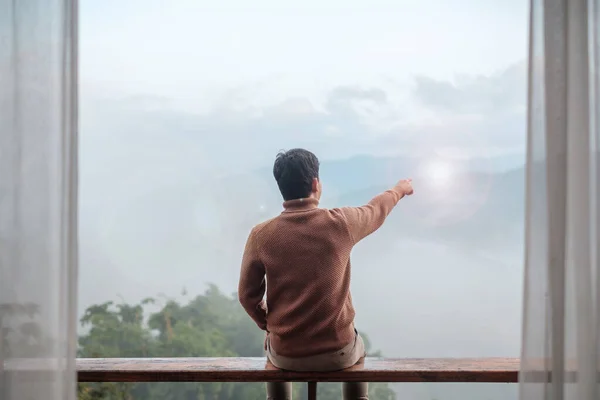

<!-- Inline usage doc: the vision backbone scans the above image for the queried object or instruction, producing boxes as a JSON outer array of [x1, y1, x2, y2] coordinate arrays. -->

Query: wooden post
[[307, 381, 317, 400]]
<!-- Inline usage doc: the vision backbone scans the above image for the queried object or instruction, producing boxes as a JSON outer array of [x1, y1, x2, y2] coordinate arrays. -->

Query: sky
[[79, 0, 529, 171], [81, 0, 528, 99]]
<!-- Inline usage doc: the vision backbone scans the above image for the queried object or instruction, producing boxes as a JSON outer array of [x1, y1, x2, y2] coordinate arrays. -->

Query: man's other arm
[[339, 179, 413, 244], [238, 229, 267, 330]]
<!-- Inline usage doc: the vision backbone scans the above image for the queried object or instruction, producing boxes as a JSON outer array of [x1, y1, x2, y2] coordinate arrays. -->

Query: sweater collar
[[282, 197, 319, 213]]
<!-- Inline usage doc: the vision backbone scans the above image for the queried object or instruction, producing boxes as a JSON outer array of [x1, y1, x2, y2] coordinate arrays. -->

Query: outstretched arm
[[238, 229, 267, 330], [339, 179, 413, 244]]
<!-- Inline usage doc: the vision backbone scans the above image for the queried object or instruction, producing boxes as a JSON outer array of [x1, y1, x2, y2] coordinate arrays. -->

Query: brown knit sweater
[[238, 185, 405, 358]]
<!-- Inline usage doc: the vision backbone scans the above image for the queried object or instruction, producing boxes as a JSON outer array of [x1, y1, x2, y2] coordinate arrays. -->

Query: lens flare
[[403, 150, 494, 227], [425, 160, 453, 188]]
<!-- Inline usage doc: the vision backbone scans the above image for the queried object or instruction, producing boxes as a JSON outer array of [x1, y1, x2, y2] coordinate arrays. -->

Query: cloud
[[78, 62, 527, 255], [374, 61, 528, 155], [412, 62, 527, 115], [80, 61, 527, 187]]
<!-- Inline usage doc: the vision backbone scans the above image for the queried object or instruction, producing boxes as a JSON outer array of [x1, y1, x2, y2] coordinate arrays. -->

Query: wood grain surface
[[71, 357, 519, 383]]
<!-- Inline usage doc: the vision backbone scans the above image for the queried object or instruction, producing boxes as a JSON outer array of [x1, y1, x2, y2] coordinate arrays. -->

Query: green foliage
[[77, 285, 396, 399]]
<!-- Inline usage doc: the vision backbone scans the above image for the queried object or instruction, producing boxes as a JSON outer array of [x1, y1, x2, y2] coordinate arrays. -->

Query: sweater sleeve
[[238, 228, 267, 331], [339, 187, 404, 244]]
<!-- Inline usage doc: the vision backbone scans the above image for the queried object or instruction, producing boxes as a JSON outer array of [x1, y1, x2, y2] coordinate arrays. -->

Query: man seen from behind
[[238, 148, 414, 400]]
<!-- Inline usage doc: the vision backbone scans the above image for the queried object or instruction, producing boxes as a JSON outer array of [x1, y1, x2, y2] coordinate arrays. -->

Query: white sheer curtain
[[520, 0, 599, 399], [0, 1, 78, 400]]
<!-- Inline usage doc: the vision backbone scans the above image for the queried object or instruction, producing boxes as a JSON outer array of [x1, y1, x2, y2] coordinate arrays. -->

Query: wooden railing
[[5, 357, 520, 400]]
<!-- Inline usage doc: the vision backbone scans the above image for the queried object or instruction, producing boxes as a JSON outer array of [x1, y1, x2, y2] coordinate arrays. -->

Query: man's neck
[[282, 197, 319, 213]]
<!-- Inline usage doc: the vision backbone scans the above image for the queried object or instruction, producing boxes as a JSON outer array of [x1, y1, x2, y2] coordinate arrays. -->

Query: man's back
[[239, 188, 407, 358], [254, 198, 355, 357]]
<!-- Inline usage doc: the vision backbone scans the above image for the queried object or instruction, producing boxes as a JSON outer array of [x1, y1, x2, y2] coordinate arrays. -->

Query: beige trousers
[[265, 330, 368, 400]]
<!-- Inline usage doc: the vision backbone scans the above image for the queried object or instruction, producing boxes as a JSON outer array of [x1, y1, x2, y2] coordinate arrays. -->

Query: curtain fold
[[0, 1, 79, 400], [520, 0, 599, 399]]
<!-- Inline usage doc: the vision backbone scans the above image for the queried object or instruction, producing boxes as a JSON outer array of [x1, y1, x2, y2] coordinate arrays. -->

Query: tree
[[77, 286, 396, 399]]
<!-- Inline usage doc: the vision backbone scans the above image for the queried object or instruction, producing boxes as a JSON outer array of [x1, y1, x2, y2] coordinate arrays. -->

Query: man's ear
[[312, 177, 319, 193]]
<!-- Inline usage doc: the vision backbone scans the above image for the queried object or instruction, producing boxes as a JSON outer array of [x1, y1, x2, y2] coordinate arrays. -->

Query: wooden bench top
[[4, 357, 520, 383], [74, 357, 520, 383]]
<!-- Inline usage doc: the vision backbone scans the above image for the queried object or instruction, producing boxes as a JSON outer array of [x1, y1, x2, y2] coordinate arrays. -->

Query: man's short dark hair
[[273, 148, 320, 201]]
